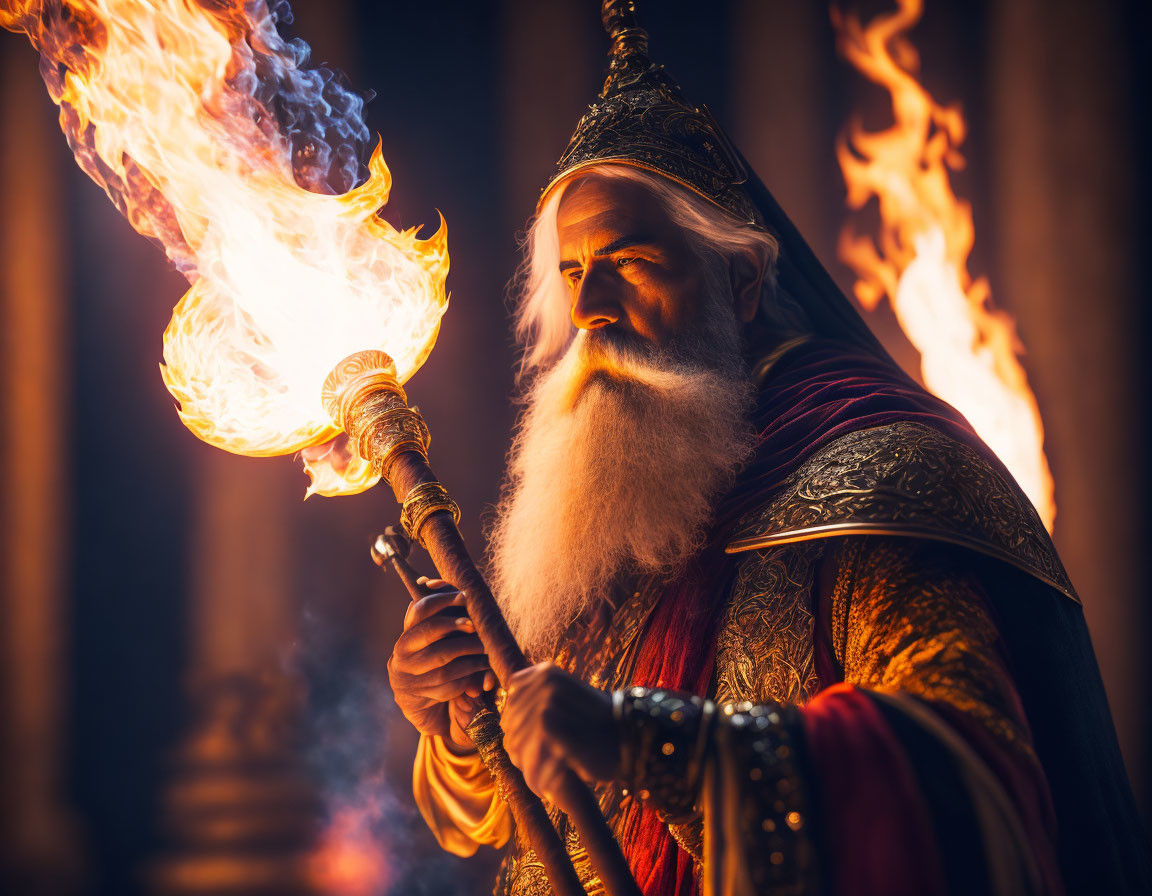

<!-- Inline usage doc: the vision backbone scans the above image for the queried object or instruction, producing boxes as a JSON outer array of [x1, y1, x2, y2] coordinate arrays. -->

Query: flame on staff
[[1, 0, 449, 497], [833, 0, 1056, 531]]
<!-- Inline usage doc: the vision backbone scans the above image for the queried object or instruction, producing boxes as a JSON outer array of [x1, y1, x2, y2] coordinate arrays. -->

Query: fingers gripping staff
[[375, 529, 497, 749], [501, 663, 621, 802], [390, 586, 488, 746], [373, 530, 585, 891], [340, 373, 640, 896]]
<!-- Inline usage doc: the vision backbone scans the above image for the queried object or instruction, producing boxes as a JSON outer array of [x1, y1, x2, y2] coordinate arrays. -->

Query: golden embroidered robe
[[412, 422, 1144, 895]]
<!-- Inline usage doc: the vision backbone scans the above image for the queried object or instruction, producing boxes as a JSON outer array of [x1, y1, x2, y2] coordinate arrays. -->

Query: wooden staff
[[323, 351, 641, 896]]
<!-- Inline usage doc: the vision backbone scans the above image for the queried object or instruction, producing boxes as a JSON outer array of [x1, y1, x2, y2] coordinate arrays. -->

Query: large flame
[[833, 0, 1055, 531], [1, 0, 449, 496]]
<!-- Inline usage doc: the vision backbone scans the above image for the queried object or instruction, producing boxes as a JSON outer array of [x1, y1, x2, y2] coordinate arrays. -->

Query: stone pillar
[[150, 453, 319, 896], [728, 0, 920, 373], [729, 0, 830, 249], [0, 41, 85, 894], [986, 0, 1145, 796], [501, 0, 595, 218]]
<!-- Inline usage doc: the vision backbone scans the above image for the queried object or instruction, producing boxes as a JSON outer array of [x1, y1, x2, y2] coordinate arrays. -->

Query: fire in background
[[834, 0, 1056, 531]]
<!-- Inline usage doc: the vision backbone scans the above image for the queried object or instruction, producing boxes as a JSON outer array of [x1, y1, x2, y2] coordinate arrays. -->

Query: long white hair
[[508, 164, 804, 376], [490, 167, 798, 656]]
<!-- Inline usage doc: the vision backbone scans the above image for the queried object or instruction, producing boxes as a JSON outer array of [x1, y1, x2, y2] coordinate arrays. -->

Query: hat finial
[[540, 0, 758, 224], [600, 0, 657, 98]]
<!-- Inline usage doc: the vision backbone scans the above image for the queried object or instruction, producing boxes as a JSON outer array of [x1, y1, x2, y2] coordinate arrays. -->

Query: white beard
[[488, 299, 755, 659]]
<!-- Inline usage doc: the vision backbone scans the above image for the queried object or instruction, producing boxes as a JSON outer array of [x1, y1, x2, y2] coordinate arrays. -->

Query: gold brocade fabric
[[830, 536, 1037, 759], [699, 536, 1045, 896], [823, 536, 1050, 896], [409, 421, 1064, 895], [414, 533, 1046, 896], [725, 422, 1075, 603], [415, 539, 1046, 896], [496, 578, 664, 896], [713, 542, 823, 707], [414, 546, 830, 896]]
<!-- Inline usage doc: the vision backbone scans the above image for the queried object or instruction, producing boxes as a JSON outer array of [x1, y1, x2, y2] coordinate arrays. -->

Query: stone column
[[501, 0, 595, 217], [728, 0, 920, 372], [0, 40, 85, 894], [986, 0, 1145, 796], [729, 0, 830, 248], [150, 453, 319, 896]]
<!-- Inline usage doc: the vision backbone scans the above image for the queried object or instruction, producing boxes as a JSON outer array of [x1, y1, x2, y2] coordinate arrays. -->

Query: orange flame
[[833, 0, 1055, 531], [2, 0, 448, 496]]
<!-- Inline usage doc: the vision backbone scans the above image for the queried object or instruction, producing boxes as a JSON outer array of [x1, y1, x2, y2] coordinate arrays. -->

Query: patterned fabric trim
[[713, 543, 823, 708], [832, 536, 1038, 758], [724, 422, 1076, 603]]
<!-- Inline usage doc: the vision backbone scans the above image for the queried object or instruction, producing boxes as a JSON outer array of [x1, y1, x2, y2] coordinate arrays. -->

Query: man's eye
[[616, 256, 636, 268]]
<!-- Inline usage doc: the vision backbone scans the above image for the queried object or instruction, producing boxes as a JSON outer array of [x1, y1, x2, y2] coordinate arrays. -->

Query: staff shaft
[[387, 450, 641, 896], [323, 349, 641, 896]]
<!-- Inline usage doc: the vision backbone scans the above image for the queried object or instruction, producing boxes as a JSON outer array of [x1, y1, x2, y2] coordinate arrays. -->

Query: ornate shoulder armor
[[725, 422, 1076, 602]]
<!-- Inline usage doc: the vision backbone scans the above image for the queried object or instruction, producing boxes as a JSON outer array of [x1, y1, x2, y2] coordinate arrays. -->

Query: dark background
[[1, 1, 1148, 894]]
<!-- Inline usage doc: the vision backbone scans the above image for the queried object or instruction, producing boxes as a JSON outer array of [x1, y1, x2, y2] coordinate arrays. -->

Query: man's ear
[[729, 247, 768, 323]]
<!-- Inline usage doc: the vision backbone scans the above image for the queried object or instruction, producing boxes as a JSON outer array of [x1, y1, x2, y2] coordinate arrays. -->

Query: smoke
[[297, 607, 472, 896], [3, 0, 373, 273], [231, 0, 373, 196]]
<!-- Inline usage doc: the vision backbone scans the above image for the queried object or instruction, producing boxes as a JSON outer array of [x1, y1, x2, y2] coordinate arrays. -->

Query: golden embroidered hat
[[538, 0, 760, 224], [538, 0, 892, 361]]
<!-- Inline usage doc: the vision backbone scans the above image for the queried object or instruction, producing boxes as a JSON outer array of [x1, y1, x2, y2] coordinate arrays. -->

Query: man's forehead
[[556, 175, 665, 249]]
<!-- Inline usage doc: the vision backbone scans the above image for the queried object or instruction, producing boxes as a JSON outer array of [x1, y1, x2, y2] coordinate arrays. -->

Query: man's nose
[[570, 267, 622, 330]]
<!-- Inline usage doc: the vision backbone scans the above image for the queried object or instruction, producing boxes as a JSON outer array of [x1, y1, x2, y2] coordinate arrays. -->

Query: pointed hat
[[539, 0, 891, 359]]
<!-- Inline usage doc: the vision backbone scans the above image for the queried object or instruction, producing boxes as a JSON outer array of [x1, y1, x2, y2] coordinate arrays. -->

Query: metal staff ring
[[400, 481, 461, 546]]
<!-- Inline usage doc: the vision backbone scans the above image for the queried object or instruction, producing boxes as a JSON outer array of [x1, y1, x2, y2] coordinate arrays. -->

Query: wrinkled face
[[492, 172, 762, 656], [556, 174, 716, 348]]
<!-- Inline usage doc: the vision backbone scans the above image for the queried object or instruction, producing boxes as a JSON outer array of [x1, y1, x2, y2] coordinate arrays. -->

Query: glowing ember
[[307, 795, 392, 896], [833, 0, 1056, 531], [1, 0, 449, 496]]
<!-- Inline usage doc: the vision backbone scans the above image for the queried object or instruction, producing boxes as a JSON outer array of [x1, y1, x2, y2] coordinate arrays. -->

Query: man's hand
[[502, 662, 621, 804], [387, 579, 495, 752]]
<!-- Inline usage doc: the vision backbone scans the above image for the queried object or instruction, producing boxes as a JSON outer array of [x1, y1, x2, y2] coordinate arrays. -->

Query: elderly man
[[386, 6, 1148, 896]]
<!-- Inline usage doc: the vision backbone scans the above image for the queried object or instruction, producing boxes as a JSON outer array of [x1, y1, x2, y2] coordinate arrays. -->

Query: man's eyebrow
[[557, 234, 652, 272], [594, 234, 650, 256]]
